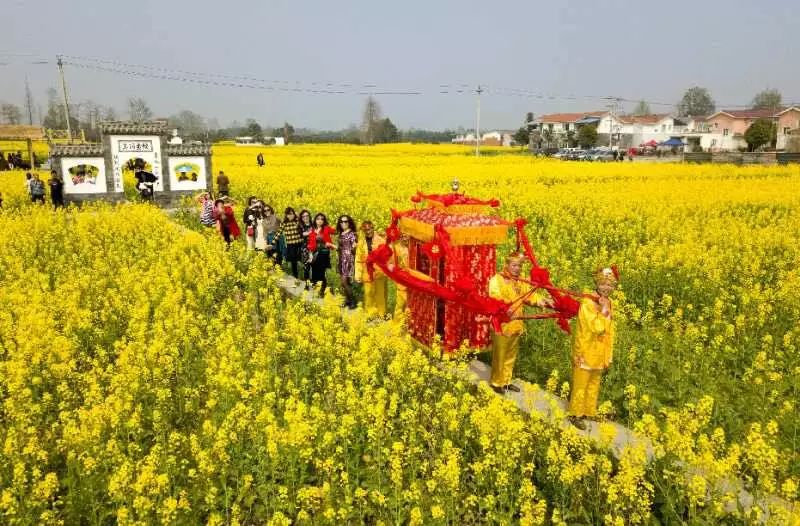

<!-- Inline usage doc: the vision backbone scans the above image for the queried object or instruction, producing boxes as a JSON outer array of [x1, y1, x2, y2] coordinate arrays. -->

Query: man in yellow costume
[[568, 266, 618, 430], [355, 221, 389, 318], [488, 252, 549, 394]]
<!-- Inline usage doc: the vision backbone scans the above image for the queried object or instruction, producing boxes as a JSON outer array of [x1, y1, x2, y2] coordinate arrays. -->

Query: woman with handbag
[[242, 196, 261, 250], [307, 213, 335, 297], [277, 207, 304, 279], [254, 201, 268, 252], [262, 204, 282, 263]]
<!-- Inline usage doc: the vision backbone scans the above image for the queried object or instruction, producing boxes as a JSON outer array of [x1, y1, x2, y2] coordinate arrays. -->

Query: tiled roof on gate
[[99, 121, 168, 135], [50, 143, 105, 157], [166, 144, 212, 156]]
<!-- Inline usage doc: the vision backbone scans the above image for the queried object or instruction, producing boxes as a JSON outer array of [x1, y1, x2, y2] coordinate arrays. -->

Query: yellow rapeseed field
[[0, 144, 799, 524]]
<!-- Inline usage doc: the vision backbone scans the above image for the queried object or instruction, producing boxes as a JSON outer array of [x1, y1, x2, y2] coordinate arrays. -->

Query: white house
[[535, 111, 690, 148], [262, 136, 286, 146], [615, 114, 690, 147], [536, 112, 607, 134], [452, 131, 514, 146]]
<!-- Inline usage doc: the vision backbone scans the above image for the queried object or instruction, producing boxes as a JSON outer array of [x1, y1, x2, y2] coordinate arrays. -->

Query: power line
[[0, 60, 50, 66], [65, 60, 422, 96], [60, 54, 422, 95], [44, 53, 800, 110]]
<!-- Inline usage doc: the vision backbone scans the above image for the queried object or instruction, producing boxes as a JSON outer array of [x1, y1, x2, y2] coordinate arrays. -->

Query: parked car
[[553, 148, 569, 159], [564, 149, 584, 161], [584, 148, 613, 162], [554, 148, 576, 159]]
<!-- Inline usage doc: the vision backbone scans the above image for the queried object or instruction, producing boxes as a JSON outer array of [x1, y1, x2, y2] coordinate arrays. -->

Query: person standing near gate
[[487, 252, 549, 394], [216, 170, 230, 197], [29, 173, 46, 204], [48, 170, 64, 208], [134, 161, 157, 202], [355, 220, 388, 318], [568, 266, 618, 430], [24, 172, 33, 198]]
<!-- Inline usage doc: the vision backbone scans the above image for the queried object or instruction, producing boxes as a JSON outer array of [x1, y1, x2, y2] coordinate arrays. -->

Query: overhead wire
[[59, 54, 422, 95], [4, 52, 794, 110]]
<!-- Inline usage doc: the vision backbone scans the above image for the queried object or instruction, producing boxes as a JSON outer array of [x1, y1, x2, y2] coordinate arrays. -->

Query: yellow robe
[[355, 234, 388, 316], [487, 273, 545, 387], [569, 296, 615, 417], [488, 273, 545, 336], [391, 241, 409, 318], [572, 297, 614, 370]]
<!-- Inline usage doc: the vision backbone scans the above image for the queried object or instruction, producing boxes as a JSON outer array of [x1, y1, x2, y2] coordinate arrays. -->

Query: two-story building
[[776, 107, 800, 149], [535, 112, 608, 146], [536, 111, 690, 148], [613, 114, 690, 147], [681, 107, 800, 151]]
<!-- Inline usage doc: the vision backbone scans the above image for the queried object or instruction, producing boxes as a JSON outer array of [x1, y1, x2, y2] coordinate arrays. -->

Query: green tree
[[751, 88, 782, 110], [576, 125, 598, 148], [632, 100, 651, 116], [541, 128, 553, 148], [245, 119, 262, 141], [677, 86, 715, 117], [374, 118, 399, 143], [400, 129, 457, 143], [513, 126, 529, 146], [566, 129, 577, 148], [744, 118, 775, 151]]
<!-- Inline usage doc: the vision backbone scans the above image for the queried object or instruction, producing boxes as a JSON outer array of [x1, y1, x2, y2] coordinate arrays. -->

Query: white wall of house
[[625, 117, 683, 146], [682, 133, 746, 151], [776, 131, 796, 149], [540, 122, 570, 133], [595, 116, 618, 135]]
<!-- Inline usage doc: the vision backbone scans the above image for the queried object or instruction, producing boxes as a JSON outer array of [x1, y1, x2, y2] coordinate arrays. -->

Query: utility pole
[[57, 55, 73, 143], [24, 77, 35, 125], [475, 85, 483, 156], [603, 96, 620, 148]]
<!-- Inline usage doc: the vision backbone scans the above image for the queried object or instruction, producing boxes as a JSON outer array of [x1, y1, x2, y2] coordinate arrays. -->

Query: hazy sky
[[1, 0, 798, 130]]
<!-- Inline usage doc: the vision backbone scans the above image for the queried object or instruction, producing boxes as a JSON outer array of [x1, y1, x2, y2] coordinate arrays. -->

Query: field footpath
[[267, 271, 795, 522]]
